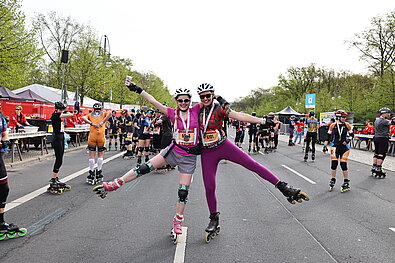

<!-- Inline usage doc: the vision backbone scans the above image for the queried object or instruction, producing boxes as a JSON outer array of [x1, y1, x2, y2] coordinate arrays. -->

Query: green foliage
[[0, 0, 41, 89]]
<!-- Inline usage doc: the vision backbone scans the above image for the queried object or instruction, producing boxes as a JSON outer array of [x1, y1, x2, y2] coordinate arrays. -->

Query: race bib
[[143, 126, 153, 134], [153, 127, 161, 135], [175, 128, 196, 146], [202, 130, 221, 146]]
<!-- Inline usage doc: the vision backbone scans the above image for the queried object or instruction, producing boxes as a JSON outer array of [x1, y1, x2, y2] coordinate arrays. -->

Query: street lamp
[[100, 35, 111, 107]]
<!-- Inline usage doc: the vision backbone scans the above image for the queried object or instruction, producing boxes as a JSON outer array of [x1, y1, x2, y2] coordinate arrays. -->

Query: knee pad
[[331, 160, 338, 170], [97, 146, 106, 152], [0, 183, 9, 208], [178, 184, 189, 204], [132, 161, 155, 177], [144, 147, 150, 152], [340, 162, 348, 171], [373, 154, 379, 159], [376, 154, 386, 160], [88, 145, 97, 151], [137, 147, 144, 153], [124, 140, 131, 146]]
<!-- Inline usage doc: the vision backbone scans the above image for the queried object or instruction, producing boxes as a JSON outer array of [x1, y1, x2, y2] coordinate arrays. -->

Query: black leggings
[[0, 154, 9, 208], [52, 133, 65, 173], [305, 132, 317, 154]]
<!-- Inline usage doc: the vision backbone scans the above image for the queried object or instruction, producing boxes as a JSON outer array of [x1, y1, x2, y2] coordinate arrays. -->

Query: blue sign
[[305, 94, 316, 108]]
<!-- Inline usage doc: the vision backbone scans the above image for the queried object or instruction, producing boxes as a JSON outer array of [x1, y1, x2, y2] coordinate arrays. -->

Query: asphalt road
[[1, 130, 395, 263]]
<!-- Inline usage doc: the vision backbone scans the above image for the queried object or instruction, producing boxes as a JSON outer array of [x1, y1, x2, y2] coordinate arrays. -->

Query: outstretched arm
[[228, 110, 263, 124], [125, 78, 168, 115]]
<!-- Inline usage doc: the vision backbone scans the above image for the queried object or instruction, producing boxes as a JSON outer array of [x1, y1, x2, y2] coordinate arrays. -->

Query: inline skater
[[48, 102, 73, 194], [304, 111, 319, 162], [118, 110, 128, 151], [152, 109, 163, 156], [258, 115, 270, 153], [82, 103, 111, 185], [267, 113, 276, 152], [107, 110, 119, 151], [196, 83, 309, 243], [288, 115, 296, 146], [247, 112, 259, 154], [93, 80, 203, 243], [323, 110, 353, 192], [272, 115, 281, 150], [122, 110, 135, 159], [136, 109, 154, 165], [234, 119, 245, 149], [371, 108, 393, 178], [0, 112, 27, 239], [294, 117, 304, 144]]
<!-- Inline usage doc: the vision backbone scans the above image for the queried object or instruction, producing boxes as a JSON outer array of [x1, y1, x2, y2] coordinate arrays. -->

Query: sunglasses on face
[[199, 94, 212, 100], [177, 99, 190, 103]]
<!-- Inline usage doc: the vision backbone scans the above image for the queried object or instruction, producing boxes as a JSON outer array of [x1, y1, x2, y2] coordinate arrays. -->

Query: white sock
[[89, 159, 95, 171], [97, 158, 103, 171]]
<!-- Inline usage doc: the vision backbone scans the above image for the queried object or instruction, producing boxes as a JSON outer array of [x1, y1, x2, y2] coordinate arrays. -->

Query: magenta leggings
[[201, 139, 280, 214]]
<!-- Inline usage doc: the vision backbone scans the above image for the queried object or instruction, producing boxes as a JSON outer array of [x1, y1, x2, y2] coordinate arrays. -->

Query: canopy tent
[[0, 85, 25, 100], [15, 89, 52, 103], [276, 106, 302, 124], [14, 84, 101, 107], [276, 106, 301, 115]]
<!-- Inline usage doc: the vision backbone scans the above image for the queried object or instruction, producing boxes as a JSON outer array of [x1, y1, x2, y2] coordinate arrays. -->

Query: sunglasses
[[177, 99, 190, 103], [199, 94, 212, 100]]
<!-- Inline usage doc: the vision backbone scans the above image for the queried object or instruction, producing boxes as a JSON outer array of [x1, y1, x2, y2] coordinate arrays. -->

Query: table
[[8, 131, 50, 163], [64, 128, 90, 147], [353, 134, 395, 156]]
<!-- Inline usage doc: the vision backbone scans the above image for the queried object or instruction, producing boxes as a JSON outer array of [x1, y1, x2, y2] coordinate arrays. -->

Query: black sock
[[0, 212, 4, 223]]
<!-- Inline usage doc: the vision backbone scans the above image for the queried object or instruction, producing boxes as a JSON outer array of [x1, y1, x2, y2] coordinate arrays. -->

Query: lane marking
[[281, 164, 316, 185], [390, 228, 395, 232], [5, 152, 124, 212], [251, 173, 338, 263], [174, 226, 188, 263]]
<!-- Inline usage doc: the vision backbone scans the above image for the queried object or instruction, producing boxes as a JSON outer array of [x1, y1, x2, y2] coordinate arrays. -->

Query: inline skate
[[373, 166, 386, 179], [341, 179, 350, 193], [303, 153, 308, 162], [86, 170, 96, 185], [92, 178, 125, 199], [276, 181, 310, 204], [122, 150, 134, 159], [170, 214, 183, 244], [47, 177, 71, 194], [0, 222, 27, 240], [329, 178, 336, 192], [311, 152, 315, 161], [95, 170, 103, 184], [204, 212, 220, 244]]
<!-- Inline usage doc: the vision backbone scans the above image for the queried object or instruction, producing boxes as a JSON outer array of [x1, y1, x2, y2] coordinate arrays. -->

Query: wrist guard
[[216, 96, 230, 108], [1, 140, 10, 149]]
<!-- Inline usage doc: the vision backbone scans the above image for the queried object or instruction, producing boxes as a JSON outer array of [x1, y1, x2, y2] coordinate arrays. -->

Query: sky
[[20, 0, 395, 101]]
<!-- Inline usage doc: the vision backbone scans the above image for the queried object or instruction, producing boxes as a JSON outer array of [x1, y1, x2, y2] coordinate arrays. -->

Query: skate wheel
[[57, 189, 63, 195], [7, 231, 17, 238], [287, 197, 296, 204], [329, 187, 333, 192], [18, 228, 27, 237], [0, 233, 6, 240], [204, 232, 211, 244], [65, 185, 71, 191], [215, 226, 221, 235]]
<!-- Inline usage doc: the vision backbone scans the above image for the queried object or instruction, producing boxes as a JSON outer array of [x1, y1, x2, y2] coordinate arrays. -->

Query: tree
[[0, 0, 40, 88]]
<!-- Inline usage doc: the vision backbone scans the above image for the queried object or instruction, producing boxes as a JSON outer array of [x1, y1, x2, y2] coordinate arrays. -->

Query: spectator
[[8, 106, 30, 131]]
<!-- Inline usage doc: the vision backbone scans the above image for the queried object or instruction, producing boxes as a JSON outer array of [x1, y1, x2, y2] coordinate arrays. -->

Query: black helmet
[[55, 101, 66, 110], [309, 111, 315, 117], [379, 108, 391, 114], [93, 103, 103, 110], [251, 112, 257, 116], [197, 83, 214, 94]]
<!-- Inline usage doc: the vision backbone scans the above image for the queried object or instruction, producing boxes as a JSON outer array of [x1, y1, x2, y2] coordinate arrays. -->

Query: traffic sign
[[305, 94, 316, 108]]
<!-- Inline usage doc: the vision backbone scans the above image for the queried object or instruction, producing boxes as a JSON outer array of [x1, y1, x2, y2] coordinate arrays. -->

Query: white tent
[[14, 84, 100, 107]]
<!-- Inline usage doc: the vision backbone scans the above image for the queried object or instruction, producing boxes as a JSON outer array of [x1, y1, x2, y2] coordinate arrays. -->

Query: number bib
[[202, 130, 221, 147], [153, 127, 161, 135], [175, 128, 196, 146]]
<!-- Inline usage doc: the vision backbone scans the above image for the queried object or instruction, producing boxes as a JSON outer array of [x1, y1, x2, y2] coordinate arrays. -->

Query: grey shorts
[[160, 146, 197, 174]]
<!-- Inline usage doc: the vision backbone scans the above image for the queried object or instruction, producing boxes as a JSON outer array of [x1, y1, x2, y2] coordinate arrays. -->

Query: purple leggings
[[201, 139, 280, 214]]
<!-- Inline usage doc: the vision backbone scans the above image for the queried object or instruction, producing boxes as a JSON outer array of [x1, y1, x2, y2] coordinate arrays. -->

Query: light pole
[[100, 35, 111, 107]]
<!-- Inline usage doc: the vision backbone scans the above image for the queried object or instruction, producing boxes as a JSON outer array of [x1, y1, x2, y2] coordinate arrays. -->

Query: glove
[[323, 145, 328, 153], [1, 140, 10, 149], [216, 96, 230, 108], [125, 78, 143, 94]]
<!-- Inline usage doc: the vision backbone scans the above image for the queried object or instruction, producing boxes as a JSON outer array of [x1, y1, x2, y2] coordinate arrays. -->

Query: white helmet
[[197, 83, 214, 94], [174, 88, 192, 98]]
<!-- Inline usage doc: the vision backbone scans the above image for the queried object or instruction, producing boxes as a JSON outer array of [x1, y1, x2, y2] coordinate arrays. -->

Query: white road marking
[[390, 228, 395, 232], [281, 164, 317, 185], [5, 152, 124, 212], [174, 226, 188, 263]]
